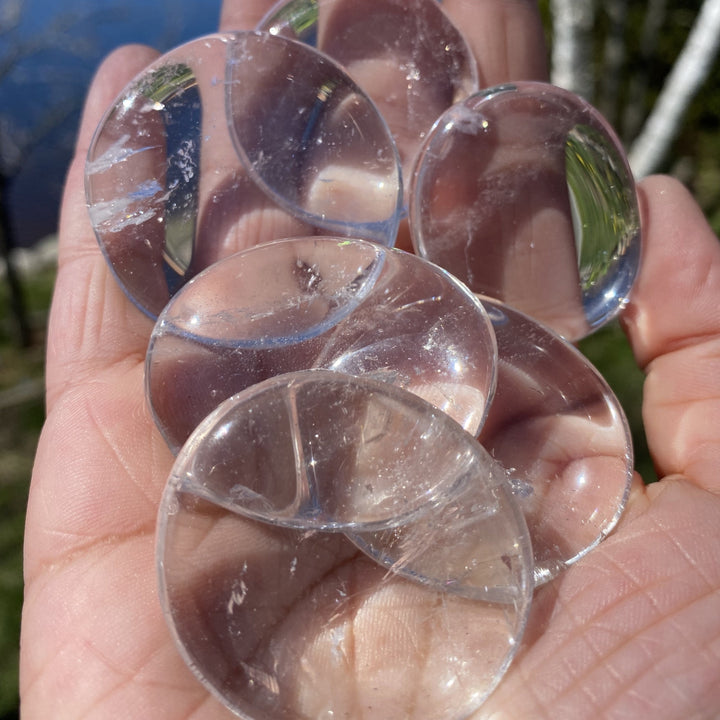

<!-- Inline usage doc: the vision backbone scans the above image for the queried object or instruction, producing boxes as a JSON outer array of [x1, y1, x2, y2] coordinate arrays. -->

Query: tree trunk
[[550, 0, 597, 99], [629, 0, 720, 178]]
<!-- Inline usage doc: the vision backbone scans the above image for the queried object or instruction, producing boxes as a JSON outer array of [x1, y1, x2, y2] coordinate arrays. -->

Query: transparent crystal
[[226, 32, 402, 240], [478, 297, 634, 583], [410, 82, 641, 340], [85, 32, 402, 318], [157, 370, 533, 719], [146, 236, 497, 453], [258, 0, 478, 187]]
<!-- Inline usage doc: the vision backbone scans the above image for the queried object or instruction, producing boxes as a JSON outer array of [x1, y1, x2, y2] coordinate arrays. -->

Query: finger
[[47, 45, 160, 410], [442, 0, 549, 85], [48, 45, 160, 397], [219, 0, 277, 31], [62, 45, 161, 265], [622, 175, 720, 492]]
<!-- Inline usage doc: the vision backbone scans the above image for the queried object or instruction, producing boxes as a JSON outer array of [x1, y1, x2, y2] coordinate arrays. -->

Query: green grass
[[579, 320, 654, 483], [0, 265, 53, 719]]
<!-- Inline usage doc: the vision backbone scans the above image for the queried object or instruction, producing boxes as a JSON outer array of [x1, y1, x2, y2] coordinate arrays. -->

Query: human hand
[[20, 1, 720, 719]]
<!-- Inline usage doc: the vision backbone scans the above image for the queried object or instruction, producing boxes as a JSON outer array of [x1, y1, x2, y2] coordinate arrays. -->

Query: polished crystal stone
[[478, 297, 634, 584], [146, 236, 497, 453], [258, 0, 478, 186], [85, 32, 402, 318], [226, 32, 402, 238], [157, 370, 533, 720], [410, 81, 641, 340]]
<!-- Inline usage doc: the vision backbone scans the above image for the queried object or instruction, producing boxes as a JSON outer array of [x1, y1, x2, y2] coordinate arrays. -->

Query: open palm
[[21, 1, 720, 718]]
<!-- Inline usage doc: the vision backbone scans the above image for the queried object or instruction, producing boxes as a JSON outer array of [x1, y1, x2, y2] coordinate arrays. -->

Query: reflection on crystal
[[158, 370, 533, 719], [478, 297, 633, 583], [351, 461, 532, 604], [227, 32, 402, 241], [86, 32, 402, 318], [258, 0, 478, 186], [146, 237, 497, 452], [410, 81, 641, 340]]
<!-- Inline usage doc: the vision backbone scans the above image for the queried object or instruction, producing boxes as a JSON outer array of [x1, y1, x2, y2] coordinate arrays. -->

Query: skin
[[20, 1, 720, 718]]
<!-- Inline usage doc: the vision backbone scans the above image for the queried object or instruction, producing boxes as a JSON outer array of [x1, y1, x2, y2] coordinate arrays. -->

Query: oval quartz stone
[[410, 81, 641, 340], [157, 370, 533, 720], [86, 32, 402, 317], [146, 236, 497, 452]]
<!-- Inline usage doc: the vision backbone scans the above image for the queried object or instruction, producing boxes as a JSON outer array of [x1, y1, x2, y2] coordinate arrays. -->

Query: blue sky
[[0, 0, 222, 246]]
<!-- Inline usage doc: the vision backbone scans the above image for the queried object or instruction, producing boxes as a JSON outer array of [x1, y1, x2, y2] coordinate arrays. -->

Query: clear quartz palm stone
[[226, 32, 402, 240], [146, 236, 497, 454], [157, 370, 533, 720], [257, 0, 478, 186], [85, 32, 402, 318], [410, 81, 641, 341], [478, 297, 633, 584]]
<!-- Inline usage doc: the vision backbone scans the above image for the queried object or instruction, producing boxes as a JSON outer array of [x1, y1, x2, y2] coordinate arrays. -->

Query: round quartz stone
[[85, 32, 402, 318], [410, 81, 641, 340], [478, 297, 634, 584], [157, 370, 533, 719], [146, 236, 497, 453], [258, 0, 478, 188]]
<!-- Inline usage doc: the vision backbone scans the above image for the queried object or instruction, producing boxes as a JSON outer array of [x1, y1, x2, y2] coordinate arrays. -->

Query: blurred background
[[0, 0, 718, 716]]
